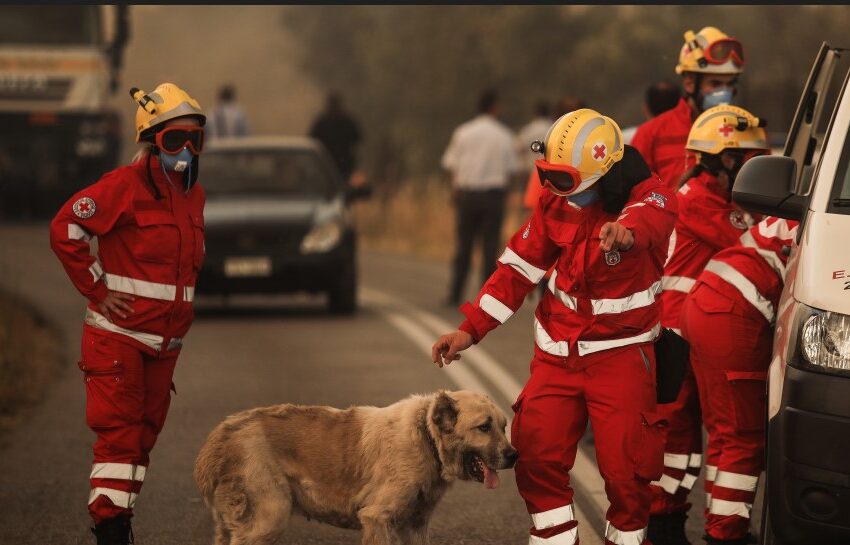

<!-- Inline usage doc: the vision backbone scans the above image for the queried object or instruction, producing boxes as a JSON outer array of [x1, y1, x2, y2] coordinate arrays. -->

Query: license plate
[[224, 256, 272, 277]]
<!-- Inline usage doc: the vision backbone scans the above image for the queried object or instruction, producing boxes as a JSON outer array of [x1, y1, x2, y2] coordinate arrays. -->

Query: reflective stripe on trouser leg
[[706, 471, 759, 540], [605, 521, 647, 545], [529, 504, 578, 545]]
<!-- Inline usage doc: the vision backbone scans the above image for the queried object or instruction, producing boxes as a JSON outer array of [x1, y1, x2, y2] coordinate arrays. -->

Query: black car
[[196, 136, 370, 313]]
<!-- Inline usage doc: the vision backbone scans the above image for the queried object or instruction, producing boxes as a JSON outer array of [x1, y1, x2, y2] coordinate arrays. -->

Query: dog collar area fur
[[419, 409, 444, 477]]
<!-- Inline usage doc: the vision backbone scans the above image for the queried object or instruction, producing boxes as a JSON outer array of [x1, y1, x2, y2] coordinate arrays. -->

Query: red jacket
[[459, 176, 678, 365], [631, 99, 696, 190], [695, 217, 799, 324], [660, 171, 757, 332], [49, 156, 205, 355]]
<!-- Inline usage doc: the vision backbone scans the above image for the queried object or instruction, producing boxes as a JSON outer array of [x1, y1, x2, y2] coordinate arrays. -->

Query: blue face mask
[[567, 189, 600, 207], [700, 87, 735, 111], [160, 146, 194, 173]]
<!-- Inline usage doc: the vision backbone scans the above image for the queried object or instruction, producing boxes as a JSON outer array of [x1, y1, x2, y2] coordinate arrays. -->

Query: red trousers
[[512, 345, 664, 545], [681, 283, 770, 541], [649, 366, 703, 515], [79, 328, 179, 523]]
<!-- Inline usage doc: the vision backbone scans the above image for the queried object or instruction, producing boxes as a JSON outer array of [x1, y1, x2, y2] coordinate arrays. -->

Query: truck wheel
[[328, 260, 357, 315]]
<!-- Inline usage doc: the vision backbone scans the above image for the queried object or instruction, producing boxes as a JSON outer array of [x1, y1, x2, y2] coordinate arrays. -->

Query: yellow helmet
[[531, 108, 624, 196], [687, 105, 768, 157], [130, 83, 206, 142], [675, 27, 744, 75]]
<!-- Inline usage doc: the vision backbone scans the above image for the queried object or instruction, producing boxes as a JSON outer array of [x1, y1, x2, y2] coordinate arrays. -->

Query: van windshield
[[829, 127, 850, 213]]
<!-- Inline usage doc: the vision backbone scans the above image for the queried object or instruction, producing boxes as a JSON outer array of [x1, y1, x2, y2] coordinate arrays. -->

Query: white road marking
[[362, 287, 607, 544]]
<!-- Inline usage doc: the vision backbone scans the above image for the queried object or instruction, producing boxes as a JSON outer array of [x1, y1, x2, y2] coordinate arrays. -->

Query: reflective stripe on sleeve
[[88, 487, 138, 508], [590, 280, 661, 315], [688, 453, 703, 468], [105, 274, 176, 301], [740, 230, 787, 277], [651, 474, 681, 495], [605, 521, 647, 545], [706, 465, 718, 482], [90, 261, 104, 282], [85, 309, 164, 351], [680, 473, 697, 490], [577, 322, 661, 356], [534, 318, 569, 357], [531, 504, 575, 530], [68, 223, 92, 241], [479, 294, 514, 324], [709, 498, 752, 519], [661, 275, 695, 294], [499, 247, 547, 284], [704, 260, 775, 323], [184, 286, 195, 302], [664, 453, 690, 470], [90, 463, 146, 482], [714, 471, 759, 492]]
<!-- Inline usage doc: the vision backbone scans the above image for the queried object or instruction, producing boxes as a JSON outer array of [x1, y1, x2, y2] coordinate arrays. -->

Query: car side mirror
[[345, 184, 373, 203], [732, 155, 806, 221]]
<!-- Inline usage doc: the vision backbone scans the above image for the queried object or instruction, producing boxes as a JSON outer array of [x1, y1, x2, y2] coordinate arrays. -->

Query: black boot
[[648, 511, 692, 545], [703, 533, 753, 545], [91, 514, 134, 545]]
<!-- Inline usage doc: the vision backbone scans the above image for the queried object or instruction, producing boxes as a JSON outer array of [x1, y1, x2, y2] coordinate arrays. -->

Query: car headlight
[[801, 311, 850, 371], [300, 221, 342, 254]]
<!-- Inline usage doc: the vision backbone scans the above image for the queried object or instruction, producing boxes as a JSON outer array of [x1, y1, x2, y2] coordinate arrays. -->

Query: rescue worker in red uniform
[[632, 27, 746, 190], [49, 83, 207, 545], [682, 216, 798, 545], [648, 106, 769, 545], [432, 109, 678, 545]]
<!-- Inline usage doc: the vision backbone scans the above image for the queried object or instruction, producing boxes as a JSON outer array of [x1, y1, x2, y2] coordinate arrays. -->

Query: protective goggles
[[535, 159, 583, 196], [704, 38, 744, 67], [155, 125, 205, 155]]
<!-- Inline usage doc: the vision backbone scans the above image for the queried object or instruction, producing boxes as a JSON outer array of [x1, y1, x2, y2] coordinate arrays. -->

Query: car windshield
[[202, 148, 337, 198]]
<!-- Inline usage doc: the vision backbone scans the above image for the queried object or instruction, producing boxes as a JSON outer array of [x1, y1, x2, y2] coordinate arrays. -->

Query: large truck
[[0, 5, 129, 218]]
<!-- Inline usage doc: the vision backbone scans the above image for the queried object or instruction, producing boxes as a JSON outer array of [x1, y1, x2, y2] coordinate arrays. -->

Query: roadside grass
[[353, 178, 531, 263], [0, 290, 63, 431]]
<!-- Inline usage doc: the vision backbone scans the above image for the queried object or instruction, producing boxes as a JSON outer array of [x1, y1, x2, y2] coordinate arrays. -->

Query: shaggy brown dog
[[194, 390, 517, 545]]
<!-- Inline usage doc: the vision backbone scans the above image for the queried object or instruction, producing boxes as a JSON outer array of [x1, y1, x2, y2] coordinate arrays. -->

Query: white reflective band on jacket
[[549, 271, 661, 316], [499, 247, 547, 284], [88, 487, 138, 508], [90, 261, 104, 283], [104, 273, 195, 302], [715, 471, 759, 492], [605, 521, 647, 545], [709, 498, 753, 518], [740, 230, 787, 277], [68, 223, 92, 241], [535, 318, 570, 357], [703, 260, 775, 323], [90, 463, 146, 482], [480, 294, 514, 324], [680, 473, 697, 490], [651, 474, 681, 494], [577, 323, 660, 356], [663, 452, 689, 470], [85, 309, 182, 352], [532, 504, 575, 530], [661, 275, 695, 293]]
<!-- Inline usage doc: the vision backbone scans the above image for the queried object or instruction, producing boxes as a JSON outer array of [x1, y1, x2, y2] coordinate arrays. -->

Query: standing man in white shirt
[[205, 84, 250, 140], [441, 90, 521, 306]]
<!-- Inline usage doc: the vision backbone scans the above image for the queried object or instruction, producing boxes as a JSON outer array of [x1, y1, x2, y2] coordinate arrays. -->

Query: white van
[[733, 43, 850, 545]]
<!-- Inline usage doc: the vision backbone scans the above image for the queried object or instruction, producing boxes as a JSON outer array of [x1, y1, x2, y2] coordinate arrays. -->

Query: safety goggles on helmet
[[535, 159, 583, 196], [704, 38, 744, 67], [155, 125, 205, 155]]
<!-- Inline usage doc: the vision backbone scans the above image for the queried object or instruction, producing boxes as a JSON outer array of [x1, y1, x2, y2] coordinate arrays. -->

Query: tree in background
[[282, 5, 850, 186]]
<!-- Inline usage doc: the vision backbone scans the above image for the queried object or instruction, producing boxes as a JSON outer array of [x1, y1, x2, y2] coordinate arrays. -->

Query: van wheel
[[328, 260, 357, 315]]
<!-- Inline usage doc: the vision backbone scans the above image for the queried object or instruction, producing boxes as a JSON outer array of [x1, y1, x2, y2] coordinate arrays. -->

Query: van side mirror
[[731, 155, 806, 220]]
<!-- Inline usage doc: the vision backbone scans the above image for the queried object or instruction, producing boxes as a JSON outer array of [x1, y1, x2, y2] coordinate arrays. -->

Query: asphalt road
[[0, 224, 760, 545]]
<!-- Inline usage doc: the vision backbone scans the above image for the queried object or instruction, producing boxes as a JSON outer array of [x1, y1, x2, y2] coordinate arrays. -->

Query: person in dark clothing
[[309, 92, 362, 182]]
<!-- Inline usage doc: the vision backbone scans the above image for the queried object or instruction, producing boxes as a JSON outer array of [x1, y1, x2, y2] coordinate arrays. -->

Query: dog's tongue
[[483, 466, 500, 489]]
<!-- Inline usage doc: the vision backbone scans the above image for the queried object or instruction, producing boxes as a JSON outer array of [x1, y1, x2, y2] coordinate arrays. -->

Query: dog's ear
[[432, 391, 458, 434]]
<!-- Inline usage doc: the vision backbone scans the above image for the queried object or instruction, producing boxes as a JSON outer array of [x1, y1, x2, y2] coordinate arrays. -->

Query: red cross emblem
[[72, 197, 96, 219], [718, 123, 734, 137], [593, 144, 607, 160]]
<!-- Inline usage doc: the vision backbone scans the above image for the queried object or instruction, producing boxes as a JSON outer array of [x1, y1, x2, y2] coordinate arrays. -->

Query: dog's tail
[[193, 424, 229, 504]]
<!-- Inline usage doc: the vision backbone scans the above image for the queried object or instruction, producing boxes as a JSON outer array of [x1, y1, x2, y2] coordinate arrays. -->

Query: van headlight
[[300, 221, 342, 254], [801, 311, 850, 372]]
